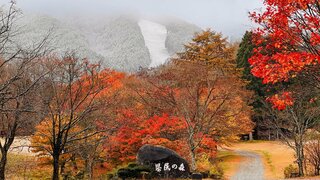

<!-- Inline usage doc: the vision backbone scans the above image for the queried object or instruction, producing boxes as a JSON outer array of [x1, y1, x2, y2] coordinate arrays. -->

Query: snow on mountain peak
[[138, 19, 169, 68]]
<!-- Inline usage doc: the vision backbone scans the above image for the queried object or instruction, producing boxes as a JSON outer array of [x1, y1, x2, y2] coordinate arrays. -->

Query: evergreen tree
[[237, 31, 267, 111], [236, 31, 273, 140]]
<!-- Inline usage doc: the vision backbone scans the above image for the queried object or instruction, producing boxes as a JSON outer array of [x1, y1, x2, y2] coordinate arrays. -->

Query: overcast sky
[[0, 0, 264, 39]]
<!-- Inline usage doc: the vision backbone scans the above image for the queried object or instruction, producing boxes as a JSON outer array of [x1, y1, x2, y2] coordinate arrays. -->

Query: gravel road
[[231, 150, 265, 180]]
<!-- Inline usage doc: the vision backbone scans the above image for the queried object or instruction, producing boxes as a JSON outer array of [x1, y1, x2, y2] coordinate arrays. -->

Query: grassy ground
[[5, 153, 51, 179], [221, 140, 295, 180]]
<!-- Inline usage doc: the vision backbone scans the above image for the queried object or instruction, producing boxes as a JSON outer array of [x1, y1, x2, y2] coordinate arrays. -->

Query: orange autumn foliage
[[31, 117, 85, 166], [31, 116, 108, 178], [31, 64, 125, 178]]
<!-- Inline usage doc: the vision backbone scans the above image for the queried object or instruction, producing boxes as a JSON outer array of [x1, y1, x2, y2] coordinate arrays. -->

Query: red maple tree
[[249, 0, 320, 109], [103, 111, 190, 169]]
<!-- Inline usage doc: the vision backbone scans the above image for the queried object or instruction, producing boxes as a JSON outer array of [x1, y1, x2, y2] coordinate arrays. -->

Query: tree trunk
[[297, 158, 304, 176], [0, 118, 18, 180], [188, 135, 197, 172], [190, 149, 196, 172], [268, 128, 271, 140], [187, 131, 197, 172], [52, 153, 60, 180], [85, 157, 94, 180], [295, 141, 304, 176], [0, 150, 8, 180], [60, 160, 66, 180], [89, 163, 93, 180]]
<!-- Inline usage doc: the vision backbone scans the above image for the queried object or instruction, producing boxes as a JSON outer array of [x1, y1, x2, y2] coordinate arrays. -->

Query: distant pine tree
[[237, 31, 266, 110], [236, 31, 275, 140]]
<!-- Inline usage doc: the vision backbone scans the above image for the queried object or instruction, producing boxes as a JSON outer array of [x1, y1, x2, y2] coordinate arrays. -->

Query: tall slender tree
[[0, 2, 49, 179], [236, 31, 276, 140]]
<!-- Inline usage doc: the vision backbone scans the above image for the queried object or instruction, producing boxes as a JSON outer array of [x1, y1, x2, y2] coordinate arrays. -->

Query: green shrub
[[105, 173, 114, 180], [284, 164, 299, 178], [197, 154, 223, 179], [117, 163, 151, 179], [209, 164, 224, 179]]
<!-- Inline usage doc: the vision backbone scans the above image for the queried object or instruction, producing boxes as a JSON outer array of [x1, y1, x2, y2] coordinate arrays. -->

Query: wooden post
[[249, 132, 253, 141]]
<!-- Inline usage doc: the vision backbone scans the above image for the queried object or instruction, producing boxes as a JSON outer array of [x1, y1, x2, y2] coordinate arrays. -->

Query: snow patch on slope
[[138, 19, 170, 68]]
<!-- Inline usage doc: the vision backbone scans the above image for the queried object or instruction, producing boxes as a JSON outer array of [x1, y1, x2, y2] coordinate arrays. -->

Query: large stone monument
[[137, 144, 190, 178]]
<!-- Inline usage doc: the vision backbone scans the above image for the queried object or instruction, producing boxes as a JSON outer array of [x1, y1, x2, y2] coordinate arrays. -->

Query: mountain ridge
[[14, 14, 201, 72]]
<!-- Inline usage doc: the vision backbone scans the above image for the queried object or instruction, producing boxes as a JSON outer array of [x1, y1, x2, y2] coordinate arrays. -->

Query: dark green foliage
[[236, 32, 254, 79], [117, 163, 151, 179], [106, 173, 114, 180], [236, 31, 268, 111], [237, 32, 294, 140], [236, 31, 278, 140]]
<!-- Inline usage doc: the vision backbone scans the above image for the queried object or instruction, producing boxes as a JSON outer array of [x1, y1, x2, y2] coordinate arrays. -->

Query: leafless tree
[[0, 1, 50, 179], [305, 138, 320, 176]]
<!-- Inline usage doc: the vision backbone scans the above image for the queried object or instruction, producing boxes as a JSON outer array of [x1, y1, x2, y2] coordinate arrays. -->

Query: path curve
[[231, 150, 265, 180]]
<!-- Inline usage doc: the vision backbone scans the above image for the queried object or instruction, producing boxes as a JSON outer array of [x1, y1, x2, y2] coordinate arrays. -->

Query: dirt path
[[224, 141, 295, 179], [231, 150, 265, 180]]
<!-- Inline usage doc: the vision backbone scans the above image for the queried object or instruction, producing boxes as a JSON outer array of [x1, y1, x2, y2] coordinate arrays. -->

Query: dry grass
[[221, 140, 295, 180], [3, 153, 51, 179], [288, 176, 320, 180]]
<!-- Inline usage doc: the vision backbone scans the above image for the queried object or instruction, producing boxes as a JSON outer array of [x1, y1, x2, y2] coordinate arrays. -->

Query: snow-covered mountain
[[138, 19, 170, 68], [14, 14, 201, 72]]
